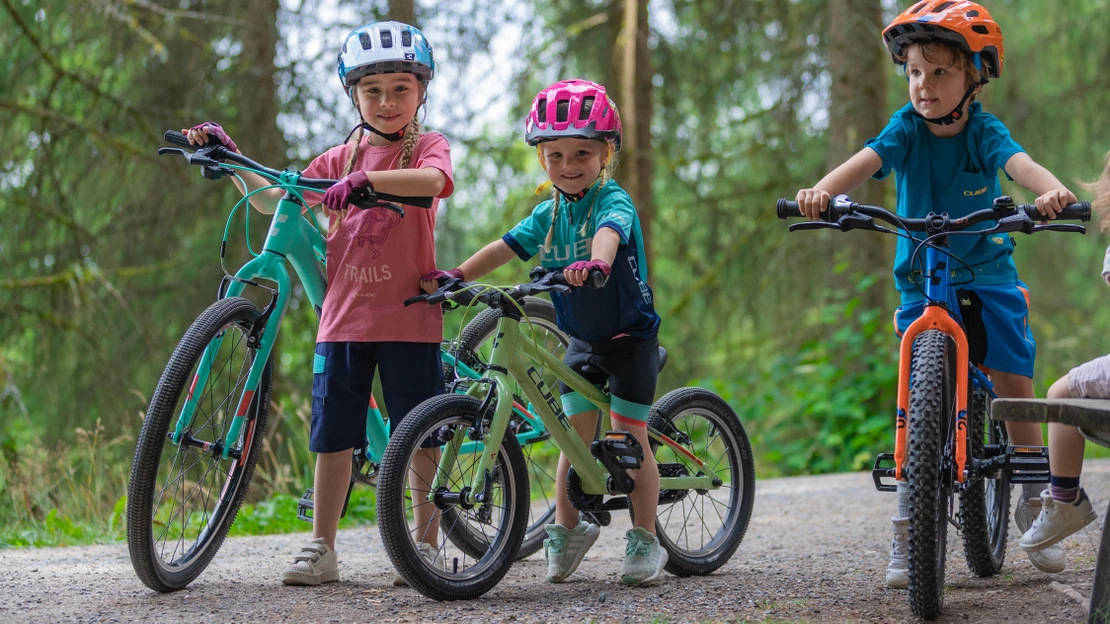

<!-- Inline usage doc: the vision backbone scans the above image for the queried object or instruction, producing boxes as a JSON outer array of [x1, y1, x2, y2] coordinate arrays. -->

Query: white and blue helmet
[[337, 21, 435, 92]]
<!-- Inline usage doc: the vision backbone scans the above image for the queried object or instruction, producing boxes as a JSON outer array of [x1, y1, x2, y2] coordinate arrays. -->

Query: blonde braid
[[542, 191, 561, 252], [330, 124, 365, 231], [577, 147, 617, 236], [398, 117, 421, 169]]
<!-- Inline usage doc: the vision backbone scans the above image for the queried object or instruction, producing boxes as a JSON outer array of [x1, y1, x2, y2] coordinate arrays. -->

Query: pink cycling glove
[[565, 260, 611, 275], [322, 171, 372, 213], [185, 122, 238, 152], [422, 268, 465, 282]]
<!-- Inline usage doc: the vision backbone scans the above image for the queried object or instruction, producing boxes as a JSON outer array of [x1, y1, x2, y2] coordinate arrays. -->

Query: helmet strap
[[915, 77, 988, 126]]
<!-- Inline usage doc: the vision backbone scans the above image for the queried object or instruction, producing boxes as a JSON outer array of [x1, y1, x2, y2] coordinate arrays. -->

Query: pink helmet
[[525, 79, 622, 151]]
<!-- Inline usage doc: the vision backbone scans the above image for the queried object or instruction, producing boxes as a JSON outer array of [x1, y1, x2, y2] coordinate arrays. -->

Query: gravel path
[[4, 460, 1109, 623]]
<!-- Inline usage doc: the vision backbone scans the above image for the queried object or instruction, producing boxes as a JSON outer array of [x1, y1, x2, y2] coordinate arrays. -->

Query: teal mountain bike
[[126, 132, 567, 592]]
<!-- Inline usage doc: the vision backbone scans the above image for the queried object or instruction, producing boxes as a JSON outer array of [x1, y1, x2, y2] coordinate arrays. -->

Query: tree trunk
[[826, 0, 888, 309], [237, 0, 287, 160], [614, 0, 654, 270], [388, 0, 415, 25]]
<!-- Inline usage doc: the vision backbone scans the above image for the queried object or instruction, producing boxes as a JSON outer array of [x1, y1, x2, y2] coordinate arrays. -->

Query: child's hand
[[181, 122, 238, 153], [323, 171, 372, 213], [420, 268, 463, 294], [795, 188, 831, 220], [563, 260, 610, 287], [1033, 188, 1078, 219]]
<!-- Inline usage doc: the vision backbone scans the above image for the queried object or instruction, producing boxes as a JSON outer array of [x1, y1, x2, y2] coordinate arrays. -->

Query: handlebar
[[403, 267, 609, 308], [161, 130, 434, 211], [775, 194, 1089, 237]]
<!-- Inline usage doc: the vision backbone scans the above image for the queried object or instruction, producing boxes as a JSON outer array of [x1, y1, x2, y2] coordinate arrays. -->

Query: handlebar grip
[[776, 198, 803, 220], [584, 269, 608, 289], [1058, 202, 1092, 222], [164, 130, 195, 150]]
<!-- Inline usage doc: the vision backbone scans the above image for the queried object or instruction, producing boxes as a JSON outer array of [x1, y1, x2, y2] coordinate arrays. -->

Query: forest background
[[3, 0, 1109, 546]]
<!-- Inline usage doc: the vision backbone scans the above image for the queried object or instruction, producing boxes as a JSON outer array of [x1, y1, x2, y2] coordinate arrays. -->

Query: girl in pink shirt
[[184, 21, 453, 586]]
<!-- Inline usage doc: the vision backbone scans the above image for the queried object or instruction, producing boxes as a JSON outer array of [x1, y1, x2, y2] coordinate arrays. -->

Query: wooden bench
[[993, 398, 1110, 623]]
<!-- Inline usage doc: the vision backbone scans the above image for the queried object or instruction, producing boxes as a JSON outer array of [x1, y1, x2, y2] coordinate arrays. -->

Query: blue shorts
[[894, 281, 1036, 378], [310, 342, 443, 453]]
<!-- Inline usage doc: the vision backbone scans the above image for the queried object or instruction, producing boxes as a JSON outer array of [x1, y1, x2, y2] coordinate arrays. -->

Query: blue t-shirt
[[502, 181, 660, 342], [865, 101, 1026, 294]]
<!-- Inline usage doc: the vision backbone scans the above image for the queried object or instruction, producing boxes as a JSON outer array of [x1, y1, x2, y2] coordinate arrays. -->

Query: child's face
[[354, 73, 423, 136], [905, 44, 974, 120], [542, 138, 608, 195]]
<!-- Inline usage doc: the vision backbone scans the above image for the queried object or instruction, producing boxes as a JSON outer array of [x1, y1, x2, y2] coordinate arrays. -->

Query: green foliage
[[712, 276, 898, 477]]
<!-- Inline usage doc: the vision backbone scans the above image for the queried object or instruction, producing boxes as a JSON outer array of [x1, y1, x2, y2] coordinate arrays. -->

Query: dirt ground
[[3, 460, 1109, 623]]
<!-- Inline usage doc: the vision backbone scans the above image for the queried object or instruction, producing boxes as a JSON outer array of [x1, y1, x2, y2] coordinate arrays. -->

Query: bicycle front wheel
[[377, 394, 529, 600], [647, 387, 755, 576], [905, 329, 956, 619], [126, 296, 272, 592], [446, 297, 566, 560]]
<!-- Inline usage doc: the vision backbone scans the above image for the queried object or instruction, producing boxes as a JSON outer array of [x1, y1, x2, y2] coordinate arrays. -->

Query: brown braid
[[399, 117, 422, 169], [542, 190, 561, 252], [330, 122, 365, 231]]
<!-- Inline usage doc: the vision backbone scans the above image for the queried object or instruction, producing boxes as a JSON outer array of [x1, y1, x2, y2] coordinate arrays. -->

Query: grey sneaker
[[281, 537, 339, 586], [1015, 491, 1069, 573], [885, 517, 909, 589], [621, 526, 668, 586], [1020, 489, 1097, 555], [544, 521, 600, 583], [393, 542, 445, 587]]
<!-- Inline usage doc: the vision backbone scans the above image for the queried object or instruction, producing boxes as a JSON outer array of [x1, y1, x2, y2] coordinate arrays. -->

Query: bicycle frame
[[892, 242, 995, 484], [435, 310, 718, 506], [170, 178, 552, 464]]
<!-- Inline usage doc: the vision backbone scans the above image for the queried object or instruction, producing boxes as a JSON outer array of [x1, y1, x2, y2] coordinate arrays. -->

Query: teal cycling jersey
[[865, 101, 1026, 293], [503, 181, 660, 341]]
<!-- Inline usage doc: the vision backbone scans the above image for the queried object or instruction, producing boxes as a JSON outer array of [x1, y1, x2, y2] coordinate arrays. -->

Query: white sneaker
[[1015, 491, 1068, 573], [1020, 489, 1097, 555], [544, 520, 601, 583], [393, 542, 445, 587], [885, 517, 909, 589], [281, 537, 339, 585]]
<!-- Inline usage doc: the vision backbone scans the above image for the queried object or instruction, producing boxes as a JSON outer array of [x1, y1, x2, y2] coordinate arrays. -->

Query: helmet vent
[[556, 101, 569, 123], [932, 1, 955, 12], [971, 24, 989, 34], [381, 31, 393, 48], [358, 32, 372, 50], [581, 96, 595, 119], [537, 99, 547, 123], [401, 31, 412, 46], [967, 9, 980, 17], [909, 1, 928, 14]]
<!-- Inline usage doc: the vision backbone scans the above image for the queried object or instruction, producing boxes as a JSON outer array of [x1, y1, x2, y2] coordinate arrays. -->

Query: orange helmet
[[882, 1, 1004, 79]]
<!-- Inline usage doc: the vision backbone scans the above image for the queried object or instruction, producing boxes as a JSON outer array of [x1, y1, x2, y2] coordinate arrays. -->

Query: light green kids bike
[[378, 271, 756, 600]]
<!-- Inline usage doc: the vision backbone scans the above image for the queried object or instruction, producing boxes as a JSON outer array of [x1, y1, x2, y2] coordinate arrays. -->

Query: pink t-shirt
[[301, 132, 454, 343]]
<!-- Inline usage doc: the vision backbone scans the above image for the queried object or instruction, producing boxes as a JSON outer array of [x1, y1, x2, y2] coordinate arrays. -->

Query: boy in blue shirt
[[794, 0, 1077, 588]]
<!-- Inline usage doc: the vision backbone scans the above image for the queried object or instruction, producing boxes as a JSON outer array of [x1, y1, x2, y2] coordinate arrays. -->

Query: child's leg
[[553, 410, 603, 528], [990, 370, 1042, 446], [378, 342, 447, 549], [312, 449, 354, 549], [624, 421, 659, 534], [1046, 375, 1085, 483]]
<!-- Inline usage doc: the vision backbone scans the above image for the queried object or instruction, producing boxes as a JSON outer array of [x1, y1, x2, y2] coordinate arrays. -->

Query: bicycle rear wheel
[[905, 330, 955, 619], [127, 297, 272, 592], [959, 385, 1010, 577], [646, 387, 755, 576]]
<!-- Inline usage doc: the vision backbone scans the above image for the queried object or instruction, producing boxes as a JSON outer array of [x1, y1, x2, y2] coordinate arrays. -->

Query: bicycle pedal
[[871, 453, 897, 492], [1004, 445, 1051, 483], [582, 511, 611, 527], [297, 487, 315, 523], [591, 431, 643, 494]]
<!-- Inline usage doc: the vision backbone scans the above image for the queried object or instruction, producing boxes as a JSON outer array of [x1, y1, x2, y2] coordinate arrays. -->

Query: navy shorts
[[558, 336, 659, 426], [310, 341, 444, 453]]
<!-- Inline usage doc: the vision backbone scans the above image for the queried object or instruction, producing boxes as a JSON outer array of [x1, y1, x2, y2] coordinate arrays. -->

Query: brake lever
[[836, 214, 881, 233], [789, 221, 842, 232], [1032, 223, 1086, 234]]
